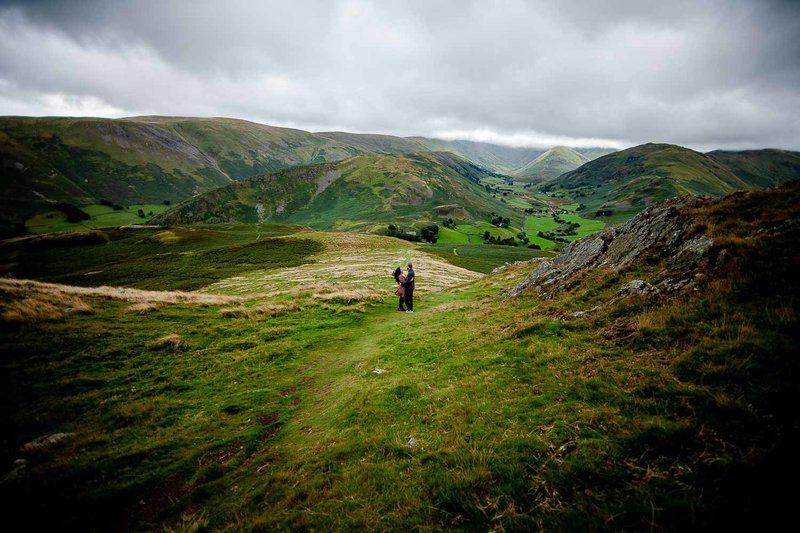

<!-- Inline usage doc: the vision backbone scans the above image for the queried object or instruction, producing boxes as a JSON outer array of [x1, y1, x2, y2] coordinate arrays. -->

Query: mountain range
[[2, 116, 800, 236], [0, 116, 603, 225], [150, 151, 521, 232], [541, 143, 800, 222]]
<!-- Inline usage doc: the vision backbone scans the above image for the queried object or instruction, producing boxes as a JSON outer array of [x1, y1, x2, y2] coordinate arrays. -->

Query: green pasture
[[437, 221, 521, 245], [422, 243, 551, 273], [561, 213, 605, 239], [25, 203, 173, 233]]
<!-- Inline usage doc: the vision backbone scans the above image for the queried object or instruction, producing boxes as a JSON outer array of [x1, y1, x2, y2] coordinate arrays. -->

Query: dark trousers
[[397, 296, 406, 310], [404, 287, 414, 311]]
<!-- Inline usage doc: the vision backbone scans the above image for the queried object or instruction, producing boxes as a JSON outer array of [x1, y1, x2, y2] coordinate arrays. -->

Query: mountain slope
[[511, 146, 590, 181], [540, 143, 773, 222], [0, 117, 540, 229], [151, 152, 521, 231], [0, 116, 358, 225], [411, 137, 545, 173], [1, 183, 798, 530], [575, 147, 617, 160], [706, 149, 800, 188]]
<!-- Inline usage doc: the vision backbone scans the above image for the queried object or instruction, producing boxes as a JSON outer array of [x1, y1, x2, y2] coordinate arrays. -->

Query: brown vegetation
[[0, 288, 93, 323], [0, 278, 241, 305], [147, 334, 185, 351], [126, 302, 161, 314]]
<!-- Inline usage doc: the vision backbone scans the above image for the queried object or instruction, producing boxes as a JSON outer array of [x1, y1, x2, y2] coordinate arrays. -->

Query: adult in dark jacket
[[404, 262, 415, 312]]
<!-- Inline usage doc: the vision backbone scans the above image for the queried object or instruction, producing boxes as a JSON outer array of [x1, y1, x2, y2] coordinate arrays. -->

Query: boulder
[[21, 432, 73, 452], [617, 280, 660, 297]]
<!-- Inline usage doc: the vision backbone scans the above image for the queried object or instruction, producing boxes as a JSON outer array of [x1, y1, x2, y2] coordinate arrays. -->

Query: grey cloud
[[0, 0, 798, 149]]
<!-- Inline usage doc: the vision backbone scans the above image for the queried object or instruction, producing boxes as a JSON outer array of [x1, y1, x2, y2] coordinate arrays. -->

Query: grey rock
[[657, 278, 694, 292], [491, 258, 544, 274], [2, 459, 27, 483], [21, 432, 73, 452], [617, 280, 660, 297], [566, 306, 601, 319]]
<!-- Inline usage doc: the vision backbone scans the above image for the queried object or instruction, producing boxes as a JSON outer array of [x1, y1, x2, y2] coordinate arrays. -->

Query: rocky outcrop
[[504, 196, 715, 297], [617, 280, 660, 298]]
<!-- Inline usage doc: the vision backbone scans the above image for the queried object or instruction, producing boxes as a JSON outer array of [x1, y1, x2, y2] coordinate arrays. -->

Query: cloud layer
[[1, 0, 798, 150]]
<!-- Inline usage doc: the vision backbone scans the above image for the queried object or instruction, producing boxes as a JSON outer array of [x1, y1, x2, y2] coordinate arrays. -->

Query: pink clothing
[[395, 274, 406, 297]]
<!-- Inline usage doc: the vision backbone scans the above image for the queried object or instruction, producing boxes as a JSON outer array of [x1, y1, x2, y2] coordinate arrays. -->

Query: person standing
[[392, 267, 406, 311], [404, 262, 415, 313]]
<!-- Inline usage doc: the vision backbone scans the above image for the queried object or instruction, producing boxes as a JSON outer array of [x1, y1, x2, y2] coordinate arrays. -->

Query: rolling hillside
[[411, 137, 545, 174], [0, 117, 354, 228], [0, 116, 614, 231], [151, 152, 522, 231], [1, 183, 798, 530], [540, 143, 798, 222], [511, 146, 590, 182], [706, 149, 800, 188]]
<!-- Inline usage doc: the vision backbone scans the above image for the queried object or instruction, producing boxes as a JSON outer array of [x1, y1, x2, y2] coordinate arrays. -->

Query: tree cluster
[[54, 202, 91, 223], [489, 212, 511, 228], [482, 230, 518, 246], [100, 199, 124, 211], [387, 223, 440, 243]]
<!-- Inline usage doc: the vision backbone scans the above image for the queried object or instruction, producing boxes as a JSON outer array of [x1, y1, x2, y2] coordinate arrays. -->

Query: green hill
[[575, 147, 617, 160], [411, 137, 545, 174], [0, 116, 361, 229], [1, 183, 798, 530], [706, 149, 800, 188], [151, 152, 522, 231], [540, 143, 784, 222], [511, 146, 590, 182], [0, 117, 546, 233]]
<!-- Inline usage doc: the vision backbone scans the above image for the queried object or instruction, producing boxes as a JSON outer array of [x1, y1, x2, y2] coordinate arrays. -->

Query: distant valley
[[2, 116, 799, 253]]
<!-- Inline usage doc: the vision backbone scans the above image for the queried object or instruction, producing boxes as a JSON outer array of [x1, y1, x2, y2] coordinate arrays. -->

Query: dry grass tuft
[[126, 302, 162, 314], [147, 334, 185, 351], [0, 288, 93, 323], [63, 296, 93, 315], [253, 301, 302, 317], [0, 278, 242, 306], [310, 287, 384, 304], [220, 307, 253, 319], [1, 298, 64, 323]]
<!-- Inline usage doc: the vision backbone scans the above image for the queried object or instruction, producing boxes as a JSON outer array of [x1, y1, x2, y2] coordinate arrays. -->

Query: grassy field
[[421, 243, 552, 273], [561, 213, 606, 240], [524, 216, 560, 249], [437, 221, 521, 245], [25, 204, 173, 233], [1, 194, 797, 530], [0, 225, 320, 291]]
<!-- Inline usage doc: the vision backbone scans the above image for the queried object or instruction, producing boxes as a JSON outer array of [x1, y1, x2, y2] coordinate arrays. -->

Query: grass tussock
[[253, 301, 302, 317], [126, 302, 161, 314], [1, 288, 93, 323], [310, 287, 385, 304], [220, 306, 253, 319], [147, 334, 185, 351], [0, 278, 241, 306], [1, 298, 64, 323]]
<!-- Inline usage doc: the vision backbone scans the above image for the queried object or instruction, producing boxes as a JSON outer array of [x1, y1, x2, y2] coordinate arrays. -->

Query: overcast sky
[[0, 0, 798, 150]]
